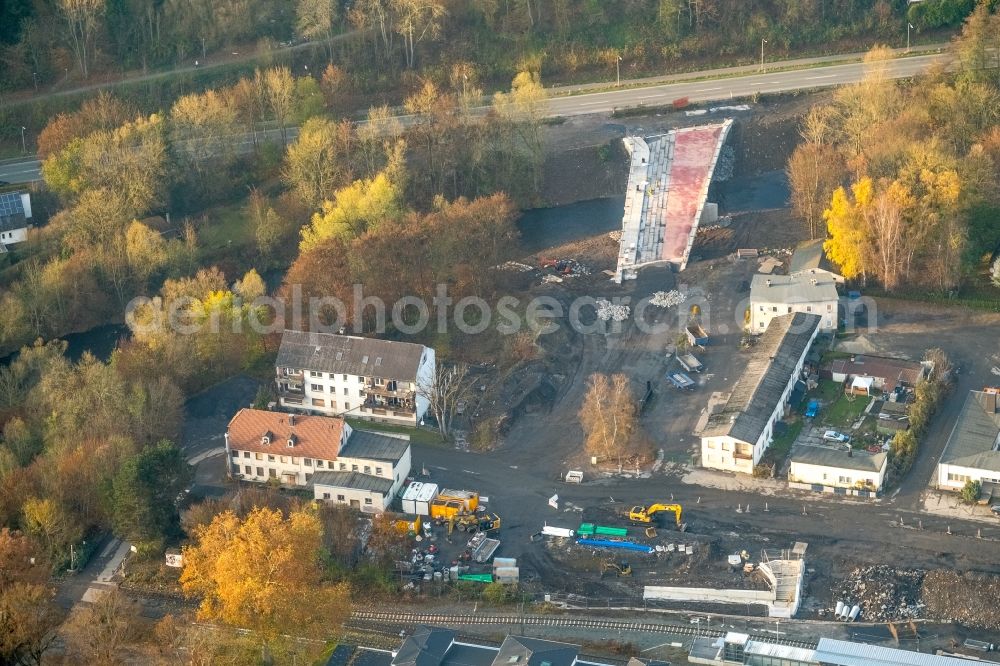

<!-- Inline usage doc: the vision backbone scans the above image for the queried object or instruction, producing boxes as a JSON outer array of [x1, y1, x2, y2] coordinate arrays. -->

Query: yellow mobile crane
[[627, 503, 685, 530]]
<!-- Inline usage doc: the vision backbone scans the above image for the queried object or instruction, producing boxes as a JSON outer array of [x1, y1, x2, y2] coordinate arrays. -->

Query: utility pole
[[617, 54, 622, 87], [907, 23, 914, 53], [760, 39, 767, 73], [20, 127, 26, 154]]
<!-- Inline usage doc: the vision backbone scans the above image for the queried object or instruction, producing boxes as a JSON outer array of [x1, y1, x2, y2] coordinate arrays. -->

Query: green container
[[457, 573, 493, 583], [578, 523, 596, 536], [595, 526, 628, 537]]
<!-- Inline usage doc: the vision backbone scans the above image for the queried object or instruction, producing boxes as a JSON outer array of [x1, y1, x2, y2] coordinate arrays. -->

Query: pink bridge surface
[[661, 124, 726, 263]]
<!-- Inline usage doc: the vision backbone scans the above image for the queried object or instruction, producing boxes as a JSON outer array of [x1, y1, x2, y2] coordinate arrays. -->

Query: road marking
[[693, 87, 722, 92], [805, 74, 838, 79], [462, 469, 480, 475]]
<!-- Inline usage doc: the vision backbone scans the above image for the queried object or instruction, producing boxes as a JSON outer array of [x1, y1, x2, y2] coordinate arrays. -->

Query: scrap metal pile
[[834, 565, 925, 622]]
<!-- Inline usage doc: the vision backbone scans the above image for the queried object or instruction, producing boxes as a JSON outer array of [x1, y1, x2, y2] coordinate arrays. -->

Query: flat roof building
[[937, 390, 1000, 492], [789, 444, 888, 497]]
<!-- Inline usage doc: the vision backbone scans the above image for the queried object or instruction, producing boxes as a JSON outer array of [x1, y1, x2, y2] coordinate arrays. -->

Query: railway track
[[349, 609, 817, 649]]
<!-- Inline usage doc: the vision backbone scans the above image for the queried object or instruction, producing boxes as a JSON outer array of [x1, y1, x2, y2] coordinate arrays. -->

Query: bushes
[[961, 479, 982, 504], [887, 350, 952, 483]]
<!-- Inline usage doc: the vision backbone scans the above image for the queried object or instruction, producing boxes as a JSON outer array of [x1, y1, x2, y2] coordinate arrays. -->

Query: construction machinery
[[448, 512, 501, 535], [599, 558, 632, 578], [627, 503, 685, 530]]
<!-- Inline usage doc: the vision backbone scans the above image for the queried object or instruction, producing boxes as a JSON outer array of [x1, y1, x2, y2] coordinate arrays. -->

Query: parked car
[[991, 505, 1000, 516], [805, 400, 820, 418], [823, 430, 851, 443]]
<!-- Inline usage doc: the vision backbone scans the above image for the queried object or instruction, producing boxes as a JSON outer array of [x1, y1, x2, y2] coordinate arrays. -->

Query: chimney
[[288, 414, 295, 427]]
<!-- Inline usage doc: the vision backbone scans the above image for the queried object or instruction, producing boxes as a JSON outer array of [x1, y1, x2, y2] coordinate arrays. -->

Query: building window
[[345, 402, 351, 410], [231, 450, 239, 458], [947, 472, 970, 483], [305, 473, 312, 482], [376, 467, 383, 476], [787, 306, 792, 313], [352, 464, 359, 471], [364, 498, 373, 505], [772, 306, 777, 312], [244, 465, 252, 475], [269, 468, 277, 478], [340, 463, 347, 470], [267, 455, 275, 462], [323, 493, 330, 499], [310, 371, 321, 377], [343, 387, 348, 395], [312, 398, 325, 407], [243, 451, 250, 458], [316, 460, 325, 468], [257, 467, 264, 476], [330, 401, 337, 409], [280, 456, 288, 464], [759, 321, 765, 327], [304, 458, 312, 466], [343, 374, 348, 380], [358, 389, 364, 397], [364, 465, 371, 474], [311, 384, 323, 391], [838, 475, 851, 484], [337, 494, 346, 501], [827, 304, 833, 311], [759, 306, 764, 311], [255, 452, 263, 460], [806, 306, 812, 312]]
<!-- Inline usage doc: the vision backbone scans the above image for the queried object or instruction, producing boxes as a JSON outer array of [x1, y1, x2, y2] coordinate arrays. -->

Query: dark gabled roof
[[939, 391, 1000, 473], [790, 444, 887, 473], [327, 646, 393, 666], [702, 313, 821, 444], [311, 471, 394, 495], [277, 330, 428, 381], [493, 635, 579, 666], [340, 429, 410, 463], [393, 626, 455, 666]]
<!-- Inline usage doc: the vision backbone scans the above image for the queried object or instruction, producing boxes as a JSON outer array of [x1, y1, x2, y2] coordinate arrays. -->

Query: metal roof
[[703, 313, 821, 443], [750, 271, 839, 306], [340, 429, 410, 463], [814, 638, 1000, 666], [939, 391, 1000, 473], [277, 329, 429, 381], [311, 470, 394, 495], [790, 444, 887, 473]]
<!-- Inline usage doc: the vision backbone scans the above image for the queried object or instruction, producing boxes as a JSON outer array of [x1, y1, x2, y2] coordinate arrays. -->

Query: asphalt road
[[0, 49, 952, 185]]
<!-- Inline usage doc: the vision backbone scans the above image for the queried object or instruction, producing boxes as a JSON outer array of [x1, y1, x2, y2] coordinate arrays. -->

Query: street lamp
[[32, 72, 38, 93], [616, 54, 622, 87], [907, 23, 914, 52], [20, 127, 26, 154], [760, 39, 767, 73]]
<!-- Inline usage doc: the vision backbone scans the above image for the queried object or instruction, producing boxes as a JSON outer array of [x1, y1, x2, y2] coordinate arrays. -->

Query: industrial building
[[936, 389, 1000, 493]]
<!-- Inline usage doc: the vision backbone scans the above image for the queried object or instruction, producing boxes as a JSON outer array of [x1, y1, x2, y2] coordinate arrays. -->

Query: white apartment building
[[749, 271, 839, 332], [789, 445, 888, 496], [225, 408, 411, 504], [275, 329, 435, 426], [701, 313, 821, 474]]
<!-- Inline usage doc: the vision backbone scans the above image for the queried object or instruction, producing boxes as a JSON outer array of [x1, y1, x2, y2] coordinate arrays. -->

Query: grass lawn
[[822, 391, 870, 429], [345, 417, 447, 447], [196, 201, 256, 260], [767, 417, 804, 465]]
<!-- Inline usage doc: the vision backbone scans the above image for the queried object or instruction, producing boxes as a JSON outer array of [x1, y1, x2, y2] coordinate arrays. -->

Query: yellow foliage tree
[[299, 171, 404, 251], [180, 507, 351, 642], [823, 179, 873, 283]]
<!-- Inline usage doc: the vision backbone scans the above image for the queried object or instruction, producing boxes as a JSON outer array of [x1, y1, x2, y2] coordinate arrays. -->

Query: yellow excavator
[[600, 558, 632, 578], [627, 503, 685, 531], [448, 512, 501, 535]]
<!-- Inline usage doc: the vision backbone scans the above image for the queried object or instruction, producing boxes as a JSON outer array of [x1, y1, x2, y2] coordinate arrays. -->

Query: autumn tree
[[392, 0, 446, 68], [180, 507, 351, 649], [296, 0, 338, 60], [578, 373, 638, 469], [283, 116, 355, 208], [299, 170, 405, 250], [62, 590, 137, 664], [264, 67, 296, 146], [246, 190, 290, 260], [22, 497, 81, 562], [0, 529, 61, 666]]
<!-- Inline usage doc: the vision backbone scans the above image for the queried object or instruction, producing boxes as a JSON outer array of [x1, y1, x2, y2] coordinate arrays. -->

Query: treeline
[[0, 0, 983, 100], [787, 2, 1000, 294]]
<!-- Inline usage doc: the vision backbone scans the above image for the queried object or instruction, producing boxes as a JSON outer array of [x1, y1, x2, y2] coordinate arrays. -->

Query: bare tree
[[63, 589, 137, 664], [578, 373, 637, 470], [391, 0, 446, 69], [418, 362, 476, 440], [59, 0, 105, 78]]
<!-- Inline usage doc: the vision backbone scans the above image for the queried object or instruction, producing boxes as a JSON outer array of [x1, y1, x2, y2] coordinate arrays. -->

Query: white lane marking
[[805, 74, 838, 79]]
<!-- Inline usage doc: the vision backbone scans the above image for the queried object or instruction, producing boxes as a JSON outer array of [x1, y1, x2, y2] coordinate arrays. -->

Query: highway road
[[0, 50, 951, 186]]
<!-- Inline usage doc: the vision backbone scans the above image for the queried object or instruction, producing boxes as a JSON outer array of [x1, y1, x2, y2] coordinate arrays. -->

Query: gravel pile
[[834, 565, 925, 621]]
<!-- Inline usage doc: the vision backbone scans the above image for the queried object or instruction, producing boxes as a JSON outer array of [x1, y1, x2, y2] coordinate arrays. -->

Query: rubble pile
[[595, 299, 631, 322], [650, 290, 686, 308], [922, 570, 1000, 630], [542, 258, 591, 277], [835, 565, 925, 621], [499, 261, 534, 272]]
